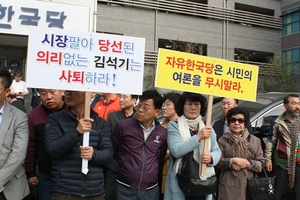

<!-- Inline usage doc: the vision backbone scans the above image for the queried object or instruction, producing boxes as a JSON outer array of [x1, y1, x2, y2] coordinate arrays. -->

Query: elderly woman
[[161, 92, 180, 128], [160, 92, 180, 200], [216, 107, 264, 200], [164, 92, 221, 200]]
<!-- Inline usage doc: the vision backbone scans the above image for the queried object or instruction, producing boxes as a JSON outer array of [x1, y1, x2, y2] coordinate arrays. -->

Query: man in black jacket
[[44, 90, 113, 200], [6, 93, 26, 113], [105, 93, 138, 200], [213, 97, 254, 141]]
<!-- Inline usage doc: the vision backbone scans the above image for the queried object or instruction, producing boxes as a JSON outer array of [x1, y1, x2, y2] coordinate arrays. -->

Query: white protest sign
[[0, 0, 90, 35], [26, 27, 145, 95]]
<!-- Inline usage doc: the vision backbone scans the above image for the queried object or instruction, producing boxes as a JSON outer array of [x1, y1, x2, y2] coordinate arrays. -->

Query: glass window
[[282, 6, 300, 36], [282, 48, 300, 72]]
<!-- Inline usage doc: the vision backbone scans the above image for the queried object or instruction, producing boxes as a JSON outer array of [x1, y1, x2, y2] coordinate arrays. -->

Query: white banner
[[0, 0, 90, 35], [26, 27, 145, 94]]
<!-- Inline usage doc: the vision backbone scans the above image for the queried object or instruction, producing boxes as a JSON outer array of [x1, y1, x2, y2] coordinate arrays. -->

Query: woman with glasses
[[164, 92, 221, 200], [216, 107, 264, 200]]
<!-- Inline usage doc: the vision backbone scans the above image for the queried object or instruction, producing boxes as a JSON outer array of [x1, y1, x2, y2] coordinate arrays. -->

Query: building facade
[[281, 0, 300, 70], [96, 0, 282, 90], [0, 0, 282, 93]]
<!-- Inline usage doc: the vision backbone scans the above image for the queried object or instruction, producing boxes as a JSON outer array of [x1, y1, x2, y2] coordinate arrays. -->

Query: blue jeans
[[37, 170, 52, 200]]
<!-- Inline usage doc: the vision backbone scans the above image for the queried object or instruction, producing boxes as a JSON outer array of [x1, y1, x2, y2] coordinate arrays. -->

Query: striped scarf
[[288, 117, 300, 187]]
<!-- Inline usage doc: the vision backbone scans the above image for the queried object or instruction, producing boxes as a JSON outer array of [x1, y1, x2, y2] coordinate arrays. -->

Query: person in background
[[107, 94, 138, 133], [111, 90, 167, 200], [6, 93, 26, 113], [90, 92, 102, 109], [164, 92, 221, 200], [10, 70, 28, 105], [44, 90, 113, 200], [104, 93, 138, 200], [0, 67, 29, 200], [213, 97, 254, 141], [265, 94, 300, 200], [25, 89, 66, 200], [31, 88, 41, 109], [216, 107, 264, 200], [159, 92, 180, 200], [93, 92, 121, 120], [212, 97, 254, 199]]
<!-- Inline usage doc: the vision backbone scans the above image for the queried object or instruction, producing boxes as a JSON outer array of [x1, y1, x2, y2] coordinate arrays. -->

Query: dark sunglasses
[[230, 117, 245, 124]]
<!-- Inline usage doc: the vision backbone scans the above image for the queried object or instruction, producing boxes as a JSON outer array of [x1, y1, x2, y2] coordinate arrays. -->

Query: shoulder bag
[[176, 151, 217, 197], [246, 167, 275, 200]]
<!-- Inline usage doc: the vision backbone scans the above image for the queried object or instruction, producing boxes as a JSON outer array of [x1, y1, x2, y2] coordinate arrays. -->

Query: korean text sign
[[155, 49, 259, 101], [26, 27, 145, 94], [0, 0, 90, 35]]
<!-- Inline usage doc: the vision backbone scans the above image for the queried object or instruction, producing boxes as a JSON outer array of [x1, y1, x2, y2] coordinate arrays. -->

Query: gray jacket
[[0, 102, 29, 200]]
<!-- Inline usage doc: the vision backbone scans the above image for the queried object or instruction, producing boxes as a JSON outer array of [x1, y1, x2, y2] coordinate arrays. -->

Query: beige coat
[[216, 131, 264, 200]]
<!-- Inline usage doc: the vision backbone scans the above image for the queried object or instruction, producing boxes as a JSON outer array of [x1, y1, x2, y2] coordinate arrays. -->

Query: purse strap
[[262, 167, 269, 178]]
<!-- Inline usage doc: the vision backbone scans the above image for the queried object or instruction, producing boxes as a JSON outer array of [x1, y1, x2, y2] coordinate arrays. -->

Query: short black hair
[[0, 67, 13, 89], [13, 70, 22, 76], [7, 93, 16, 98], [178, 92, 207, 116], [139, 89, 164, 109], [131, 94, 139, 100], [283, 94, 299, 105], [163, 92, 181, 114], [226, 107, 250, 124], [222, 97, 238, 105]]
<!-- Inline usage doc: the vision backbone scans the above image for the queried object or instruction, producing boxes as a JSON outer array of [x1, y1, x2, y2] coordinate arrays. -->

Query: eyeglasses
[[136, 103, 151, 112], [230, 117, 245, 124]]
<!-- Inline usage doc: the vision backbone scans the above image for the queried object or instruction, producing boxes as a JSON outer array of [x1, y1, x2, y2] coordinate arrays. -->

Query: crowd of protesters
[[1, 67, 300, 200]]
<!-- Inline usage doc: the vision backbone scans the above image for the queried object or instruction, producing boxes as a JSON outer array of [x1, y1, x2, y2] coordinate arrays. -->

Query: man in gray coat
[[0, 67, 29, 200]]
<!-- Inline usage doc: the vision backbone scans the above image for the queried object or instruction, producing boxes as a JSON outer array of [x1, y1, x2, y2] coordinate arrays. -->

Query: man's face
[[90, 92, 97, 99], [221, 98, 238, 117], [0, 78, 10, 106], [39, 89, 64, 111], [284, 97, 300, 117], [119, 94, 136, 110], [14, 75, 22, 82], [64, 90, 85, 107], [136, 99, 159, 124]]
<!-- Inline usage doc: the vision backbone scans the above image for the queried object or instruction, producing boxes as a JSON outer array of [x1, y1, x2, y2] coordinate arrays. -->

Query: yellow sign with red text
[[155, 49, 259, 101]]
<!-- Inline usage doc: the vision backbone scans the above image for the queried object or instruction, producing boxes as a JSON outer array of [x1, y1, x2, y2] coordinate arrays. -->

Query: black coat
[[44, 108, 113, 197], [10, 100, 26, 113]]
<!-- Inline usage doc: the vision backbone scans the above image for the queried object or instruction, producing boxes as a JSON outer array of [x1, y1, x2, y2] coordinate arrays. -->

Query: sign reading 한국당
[[0, 0, 91, 35], [155, 49, 259, 101], [26, 27, 145, 94]]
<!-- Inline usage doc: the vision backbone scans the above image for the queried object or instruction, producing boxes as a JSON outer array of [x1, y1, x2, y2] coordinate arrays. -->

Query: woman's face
[[162, 99, 177, 120], [229, 113, 246, 135], [183, 100, 201, 120]]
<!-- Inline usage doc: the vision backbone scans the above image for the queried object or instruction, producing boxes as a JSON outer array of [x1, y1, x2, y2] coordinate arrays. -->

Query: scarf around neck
[[174, 115, 215, 179], [222, 129, 253, 177]]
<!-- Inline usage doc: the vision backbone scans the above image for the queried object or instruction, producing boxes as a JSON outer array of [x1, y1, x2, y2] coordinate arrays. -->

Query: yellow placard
[[155, 49, 259, 102]]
